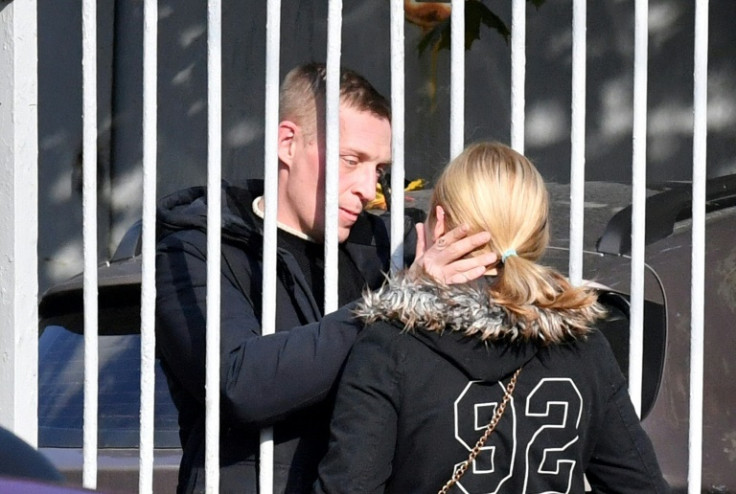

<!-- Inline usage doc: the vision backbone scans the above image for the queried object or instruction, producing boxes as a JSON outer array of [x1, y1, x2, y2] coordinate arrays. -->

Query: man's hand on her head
[[410, 223, 498, 285]]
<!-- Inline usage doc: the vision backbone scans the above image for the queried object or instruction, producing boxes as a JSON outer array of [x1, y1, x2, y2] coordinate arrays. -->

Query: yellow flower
[[365, 178, 427, 211]]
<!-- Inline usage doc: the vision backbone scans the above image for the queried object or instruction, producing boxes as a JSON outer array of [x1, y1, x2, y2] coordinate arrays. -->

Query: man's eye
[[342, 156, 358, 166]]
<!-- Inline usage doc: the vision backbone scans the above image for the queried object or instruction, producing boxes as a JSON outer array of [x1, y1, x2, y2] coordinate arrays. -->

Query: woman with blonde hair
[[313, 142, 669, 493]]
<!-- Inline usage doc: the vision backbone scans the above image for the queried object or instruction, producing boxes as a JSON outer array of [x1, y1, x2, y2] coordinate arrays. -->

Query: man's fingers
[[448, 265, 487, 285], [444, 253, 498, 274], [434, 230, 492, 262], [440, 224, 470, 243], [432, 224, 468, 251], [413, 223, 497, 285], [445, 254, 498, 283]]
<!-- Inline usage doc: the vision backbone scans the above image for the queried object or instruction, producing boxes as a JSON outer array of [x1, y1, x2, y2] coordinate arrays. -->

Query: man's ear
[[277, 121, 298, 167], [432, 205, 447, 242]]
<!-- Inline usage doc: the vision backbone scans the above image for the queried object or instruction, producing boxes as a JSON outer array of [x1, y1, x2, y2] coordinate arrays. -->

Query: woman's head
[[427, 142, 598, 327], [428, 142, 549, 265]]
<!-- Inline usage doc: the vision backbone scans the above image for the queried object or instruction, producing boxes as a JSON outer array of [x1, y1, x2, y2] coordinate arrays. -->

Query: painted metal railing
[[689, 2, 709, 490], [258, 0, 282, 490], [0, 0, 39, 451], [139, 1, 158, 490], [82, 0, 99, 487], [0, 1, 710, 493]]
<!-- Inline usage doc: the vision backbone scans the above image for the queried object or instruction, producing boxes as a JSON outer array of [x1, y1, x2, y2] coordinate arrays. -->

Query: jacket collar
[[355, 272, 603, 345]]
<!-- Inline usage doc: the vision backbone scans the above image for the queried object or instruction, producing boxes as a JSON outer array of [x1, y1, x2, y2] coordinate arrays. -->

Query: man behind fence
[[154, 62, 497, 493]]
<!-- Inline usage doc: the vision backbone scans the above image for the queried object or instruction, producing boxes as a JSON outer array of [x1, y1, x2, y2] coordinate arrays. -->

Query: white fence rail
[[689, 1, 710, 490], [259, 0, 282, 491], [81, 0, 99, 487], [0, 1, 713, 493], [139, 0, 158, 491], [0, 0, 39, 450]]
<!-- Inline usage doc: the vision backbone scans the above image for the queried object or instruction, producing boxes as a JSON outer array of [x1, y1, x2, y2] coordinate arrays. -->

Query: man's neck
[[252, 196, 318, 243]]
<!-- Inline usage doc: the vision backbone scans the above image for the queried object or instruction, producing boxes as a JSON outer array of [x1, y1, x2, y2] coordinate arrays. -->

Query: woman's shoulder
[[355, 319, 409, 346], [562, 326, 628, 385], [580, 326, 620, 359], [350, 320, 434, 370]]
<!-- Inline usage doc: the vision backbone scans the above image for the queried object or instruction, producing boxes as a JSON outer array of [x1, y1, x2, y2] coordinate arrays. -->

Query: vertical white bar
[[139, 1, 158, 492], [689, 1, 708, 492], [510, 0, 525, 153], [628, 0, 649, 417], [449, 0, 464, 158], [259, 0, 282, 491], [82, 0, 99, 488], [568, 0, 586, 286], [205, 0, 222, 492], [0, 0, 39, 446], [390, 0, 405, 272], [324, 0, 342, 314]]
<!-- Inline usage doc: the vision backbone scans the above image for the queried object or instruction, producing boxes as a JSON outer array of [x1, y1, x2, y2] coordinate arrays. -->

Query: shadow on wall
[[36, 0, 736, 292]]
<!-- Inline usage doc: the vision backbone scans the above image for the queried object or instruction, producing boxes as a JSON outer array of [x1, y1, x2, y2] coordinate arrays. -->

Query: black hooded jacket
[[314, 275, 670, 494], [155, 180, 418, 493]]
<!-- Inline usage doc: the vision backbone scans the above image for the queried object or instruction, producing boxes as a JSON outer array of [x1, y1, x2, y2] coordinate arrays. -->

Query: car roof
[[595, 174, 736, 255]]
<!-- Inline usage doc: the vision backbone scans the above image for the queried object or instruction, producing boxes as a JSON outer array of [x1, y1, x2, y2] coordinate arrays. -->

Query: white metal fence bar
[[324, 0, 343, 314], [81, 0, 99, 488], [510, 0, 525, 152], [205, 0, 223, 492], [568, 0, 586, 286], [628, 0, 649, 417], [689, 1, 709, 491], [0, 0, 39, 448], [450, 0, 465, 158], [390, 0, 406, 272], [259, 0, 282, 490], [139, 0, 158, 492]]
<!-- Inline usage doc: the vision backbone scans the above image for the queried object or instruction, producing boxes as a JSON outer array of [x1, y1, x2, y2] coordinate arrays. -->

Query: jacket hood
[[157, 180, 262, 243], [354, 273, 603, 381]]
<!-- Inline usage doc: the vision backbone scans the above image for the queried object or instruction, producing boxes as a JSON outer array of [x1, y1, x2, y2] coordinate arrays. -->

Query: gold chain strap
[[437, 367, 522, 494]]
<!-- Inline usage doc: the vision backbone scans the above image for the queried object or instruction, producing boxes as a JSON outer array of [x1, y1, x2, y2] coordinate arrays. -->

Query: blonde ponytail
[[429, 142, 604, 342], [491, 255, 601, 341]]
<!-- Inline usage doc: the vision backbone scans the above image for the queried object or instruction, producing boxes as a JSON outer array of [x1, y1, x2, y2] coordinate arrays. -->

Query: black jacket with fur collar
[[314, 275, 670, 494]]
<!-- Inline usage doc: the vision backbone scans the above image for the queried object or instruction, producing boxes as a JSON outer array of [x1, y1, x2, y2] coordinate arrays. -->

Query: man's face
[[279, 105, 392, 242]]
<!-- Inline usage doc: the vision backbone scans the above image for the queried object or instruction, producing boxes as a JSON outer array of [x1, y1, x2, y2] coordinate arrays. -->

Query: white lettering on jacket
[[453, 378, 583, 494]]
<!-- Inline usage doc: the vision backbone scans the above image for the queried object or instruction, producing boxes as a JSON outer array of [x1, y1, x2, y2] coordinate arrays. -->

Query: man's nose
[[352, 166, 378, 203]]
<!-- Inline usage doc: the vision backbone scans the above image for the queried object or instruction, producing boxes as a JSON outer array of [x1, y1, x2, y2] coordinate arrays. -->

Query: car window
[[38, 326, 180, 449]]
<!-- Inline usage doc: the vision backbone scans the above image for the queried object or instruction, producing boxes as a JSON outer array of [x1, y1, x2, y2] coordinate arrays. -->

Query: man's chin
[[337, 225, 352, 243]]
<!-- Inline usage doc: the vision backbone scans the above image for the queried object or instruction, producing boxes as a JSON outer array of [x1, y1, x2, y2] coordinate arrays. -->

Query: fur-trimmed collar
[[355, 272, 605, 345]]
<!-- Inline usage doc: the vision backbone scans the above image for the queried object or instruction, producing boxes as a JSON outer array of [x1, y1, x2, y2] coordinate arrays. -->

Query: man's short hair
[[279, 62, 391, 137]]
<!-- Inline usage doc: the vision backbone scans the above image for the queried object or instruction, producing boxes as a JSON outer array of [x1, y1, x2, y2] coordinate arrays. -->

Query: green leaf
[[417, 0, 516, 56], [413, 0, 547, 110], [468, 0, 510, 47]]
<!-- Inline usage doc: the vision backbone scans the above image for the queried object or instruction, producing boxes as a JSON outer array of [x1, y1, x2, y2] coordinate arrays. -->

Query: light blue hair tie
[[501, 248, 517, 263]]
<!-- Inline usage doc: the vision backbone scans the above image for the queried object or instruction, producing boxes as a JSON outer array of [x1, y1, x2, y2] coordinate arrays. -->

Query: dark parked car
[[38, 225, 180, 493], [541, 175, 736, 493], [38, 175, 736, 493]]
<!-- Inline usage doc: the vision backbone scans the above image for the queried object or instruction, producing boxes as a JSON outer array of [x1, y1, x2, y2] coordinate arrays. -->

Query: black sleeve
[[314, 325, 400, 494], [584, 336, 671, 493], [402, 208, 423, 266], [155, 230, 362, 428]]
